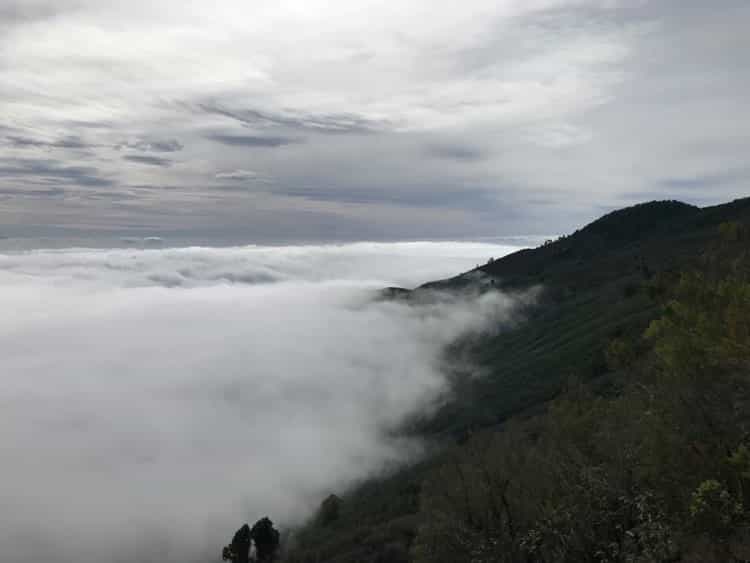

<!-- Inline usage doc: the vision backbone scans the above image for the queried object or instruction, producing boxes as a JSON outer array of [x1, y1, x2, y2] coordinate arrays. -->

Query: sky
[[1, 0, 748, 243], [0, 240, 530, 563]]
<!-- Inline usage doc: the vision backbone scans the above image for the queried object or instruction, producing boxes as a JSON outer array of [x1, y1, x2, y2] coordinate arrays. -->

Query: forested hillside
[[284, 197, 750, 563]]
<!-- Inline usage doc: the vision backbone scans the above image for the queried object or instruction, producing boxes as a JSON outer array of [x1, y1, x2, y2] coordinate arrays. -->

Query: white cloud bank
[[0, 241, 527, 563]]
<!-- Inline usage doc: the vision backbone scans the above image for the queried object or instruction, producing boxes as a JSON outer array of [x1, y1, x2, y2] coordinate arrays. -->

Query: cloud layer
[[0, 0, 747, 240], [0, 240, 525, 563]]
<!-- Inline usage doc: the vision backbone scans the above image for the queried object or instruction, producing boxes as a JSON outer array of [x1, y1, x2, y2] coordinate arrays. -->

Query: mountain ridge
[[285, 196, 750, 563], [418, 198, 748, 294]]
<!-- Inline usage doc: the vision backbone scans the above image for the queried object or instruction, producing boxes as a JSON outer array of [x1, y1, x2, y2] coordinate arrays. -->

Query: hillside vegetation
[[284, 197, 750, 563]]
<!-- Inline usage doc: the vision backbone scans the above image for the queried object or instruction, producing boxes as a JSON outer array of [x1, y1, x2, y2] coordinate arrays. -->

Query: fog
[[0, 241, 527, 563]]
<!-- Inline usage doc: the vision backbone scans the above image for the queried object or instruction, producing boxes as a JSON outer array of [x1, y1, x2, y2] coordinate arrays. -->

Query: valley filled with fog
[[0, 241, 526, 563]]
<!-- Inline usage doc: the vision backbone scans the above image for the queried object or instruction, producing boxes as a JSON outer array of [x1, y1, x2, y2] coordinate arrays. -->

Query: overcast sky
[[1, 0, 748, 242]]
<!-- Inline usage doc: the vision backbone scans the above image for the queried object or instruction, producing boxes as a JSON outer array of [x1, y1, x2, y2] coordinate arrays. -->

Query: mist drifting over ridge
[[0, 241, 529, 563]]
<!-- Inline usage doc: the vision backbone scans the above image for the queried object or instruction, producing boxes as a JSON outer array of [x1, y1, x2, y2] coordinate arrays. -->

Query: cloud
[[123, 154, 173, 167], [0, 241, 525, 287], [0, 241, 529, 563], [425, 143, 485, 161], [0, 0, 73, 29], [198, 102, 393, 134], [3, 133, 183, 159], [207, 134, 301, 148], [5, 134, 93, 150], [0, 158, 113, 187], [0, 186, 66, 198], [120, 138, 184, 152], [277, 184, 499, 211], [657, 169, 748, 191], [215, 169, 268, 182], [0, 0, 748, 241]]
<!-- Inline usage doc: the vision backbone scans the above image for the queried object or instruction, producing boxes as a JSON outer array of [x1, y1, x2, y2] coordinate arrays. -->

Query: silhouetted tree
[[317, 494, 342, 526], [222, 524, 251, 563], [250, 517, 280, 562]]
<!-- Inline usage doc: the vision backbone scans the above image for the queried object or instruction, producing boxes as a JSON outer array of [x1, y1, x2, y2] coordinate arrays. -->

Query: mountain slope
[[285, 196, 750, 563], [418, 198, 750, 434]]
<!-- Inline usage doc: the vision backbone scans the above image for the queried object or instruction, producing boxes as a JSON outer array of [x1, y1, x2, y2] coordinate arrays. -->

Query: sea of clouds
[[0, 241, 528, 563]]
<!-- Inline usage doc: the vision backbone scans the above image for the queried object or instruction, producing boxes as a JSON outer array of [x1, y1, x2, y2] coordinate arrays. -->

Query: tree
[[250, 517, 280, 562], [222, 524, 251, 563], [317, 494, 342, 526]]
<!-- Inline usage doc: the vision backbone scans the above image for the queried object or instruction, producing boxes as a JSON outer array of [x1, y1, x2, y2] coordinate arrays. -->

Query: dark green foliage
[[411, 221, 750, 562], [251, 517, 281, 562], [317, 495, 342, 526], [418, 199, 750, 435], [285, 466, 425, 563], [284, 197, 750, 562], [575, 200, 698, 245], [223, 524, 251, 563]]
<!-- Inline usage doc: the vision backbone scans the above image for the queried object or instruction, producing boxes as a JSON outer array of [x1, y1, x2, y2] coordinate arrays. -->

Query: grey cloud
[[199, 102, 393, 134], [64, 119, 115, 129], [214, 169, 272, 183], [0, 186, 66, 198], [207, 134, 301, 148], [0, 1, 73, 28], [5, 134, 93, 150], [123, 155, 173, 167], [425, 143, 485, 162], [80, 190, 140, 202], [5, 133, 184, 162], [120, 139, 184, 153], [0, 0, 748, 243], [349, 50, 376, 64], [277, 184, 500, 211], [4, 133, 184, 159], [215, 169, 256, 180], [437, 2, 627, 84], [658, 171, 745, 191], [5, 134, 183, 155], [0, 158, 113, 187]]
